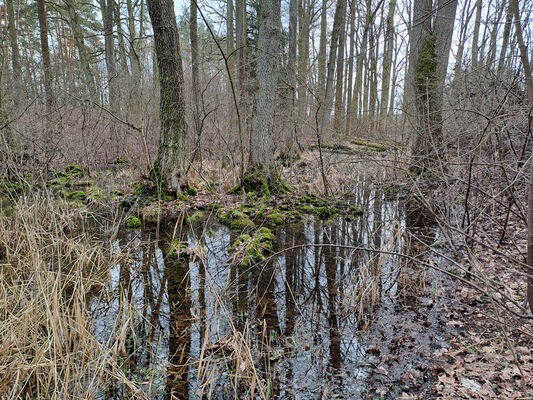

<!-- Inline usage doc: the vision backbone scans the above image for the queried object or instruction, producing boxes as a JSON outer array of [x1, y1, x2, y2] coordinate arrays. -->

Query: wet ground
[[88, 181, 453, 399]]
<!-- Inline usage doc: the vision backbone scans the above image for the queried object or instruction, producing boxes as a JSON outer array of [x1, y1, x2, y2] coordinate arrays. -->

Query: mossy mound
[[65, 190, 87, 201], [219, 209, 255, 230], [351, 139, 387, 152], [116, 157, 129, 164], [229, 227, 274, 267], [47, 176, 73, 189], [65, 165, 88, 177], [186, 210, 205, 224], [0, 179, 25, 196], [229, 170, 291, 198], [124, 216, 142, 229]]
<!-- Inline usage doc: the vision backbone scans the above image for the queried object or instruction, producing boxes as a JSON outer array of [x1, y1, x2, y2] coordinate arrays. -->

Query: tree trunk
[[345, 0, 356, 135], [471, 0, 482, 70], [6, 0, 21, 103], [380, 0, 396, 116], [190, 0, 202, 161], [297, 0, 312, 122], [64, 0, 97, 99], [146, 0, 188, 190], [37, 0, 55, 108], [285, 0, 298, 156], [510, 0, 533, 314], [249, 0, 281, 175], [333, 0, 347, 131], [317, 0, 327, 105], [318, 0, 346, 138], [226, 0, 235, 73], [497, 0, 513, 74], [235, 0, 247, 136]]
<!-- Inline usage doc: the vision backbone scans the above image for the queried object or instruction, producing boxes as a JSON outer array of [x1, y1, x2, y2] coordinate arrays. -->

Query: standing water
[[88, 182, 439, 399]]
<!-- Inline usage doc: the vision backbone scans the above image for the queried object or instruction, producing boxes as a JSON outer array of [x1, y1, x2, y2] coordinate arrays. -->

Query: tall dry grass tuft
[[0, 194, 147, 399]]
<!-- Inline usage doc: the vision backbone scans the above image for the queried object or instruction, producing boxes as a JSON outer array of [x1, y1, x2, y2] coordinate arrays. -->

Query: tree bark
[[380, 0, 396, 116], [317, 0, 327, 105], [285, 0, 298, 156], [333, 0, 347, 131], [249, 0, 281, 174], [6, 0, 21, 103], [318, 0, 346, 138], [471, 0, 482, 70], [37, 0, 55, 108], [510, 0, 533, 314], [147, 0, 188, 190], [190, 0, 202, 161], [345, 0, 356, 135], [64, 0, 97, 99], [497, 0, 513, 74]]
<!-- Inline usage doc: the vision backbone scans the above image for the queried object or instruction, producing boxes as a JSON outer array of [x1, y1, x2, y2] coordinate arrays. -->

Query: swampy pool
[[89, 184, 440, 399]]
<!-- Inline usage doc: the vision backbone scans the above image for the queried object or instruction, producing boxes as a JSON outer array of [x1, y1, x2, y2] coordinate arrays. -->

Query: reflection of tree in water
[[397, 204, 437, 303], [164, 241, 191, 400]]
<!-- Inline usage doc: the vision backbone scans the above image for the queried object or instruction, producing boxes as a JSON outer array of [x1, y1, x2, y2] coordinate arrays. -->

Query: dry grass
[[0, 194, 148, 399]]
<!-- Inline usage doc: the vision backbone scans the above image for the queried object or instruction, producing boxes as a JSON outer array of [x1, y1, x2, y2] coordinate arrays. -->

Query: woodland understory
[[2, 0, 533, 398]]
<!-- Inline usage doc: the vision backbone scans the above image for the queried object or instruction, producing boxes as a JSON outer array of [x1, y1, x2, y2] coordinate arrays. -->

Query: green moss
[[184, 182, 198, 196], [351, 139, 387, 152], [187, 210, 205, 224], [220, 209, 255, 230], [65, 191, 87, 201], [65, 165, 88, 177], [0, 181, 24, 196], [266, 210, 284, 227], [229, 227, 274, 267], [229, 170, 291, 198], [315, 206, 340, 219], [116, 157, 129, 164], [47, 176, 72, 188], [416, 35, 437, 86], [168, 239, 189, 259], [204, 204, 222, 211], [111, 189, 124, 198], [124, 216, 142, 229], [349, 205, 364, 216]]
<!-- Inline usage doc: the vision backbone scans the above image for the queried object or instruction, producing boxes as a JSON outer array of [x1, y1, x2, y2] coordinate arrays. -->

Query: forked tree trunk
[[249, 0, 281, 175], [146, 0, 188, 190]]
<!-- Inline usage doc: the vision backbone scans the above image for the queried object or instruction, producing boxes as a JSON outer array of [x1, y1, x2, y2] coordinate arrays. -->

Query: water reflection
[[89, 185, 425, 399]]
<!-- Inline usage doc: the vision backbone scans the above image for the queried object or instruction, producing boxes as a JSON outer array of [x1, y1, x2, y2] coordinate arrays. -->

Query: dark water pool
[[88, 183, 438, 399]]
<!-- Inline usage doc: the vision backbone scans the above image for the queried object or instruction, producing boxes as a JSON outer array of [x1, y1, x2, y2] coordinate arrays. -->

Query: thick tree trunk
[[249, 0, 281, 174], [147, 0, 188, 190], [37, 0, 55, 108]]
